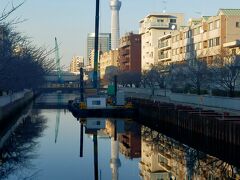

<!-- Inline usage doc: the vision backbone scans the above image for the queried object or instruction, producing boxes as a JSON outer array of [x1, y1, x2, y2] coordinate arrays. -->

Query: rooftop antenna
[[162, 1, 167, 13]]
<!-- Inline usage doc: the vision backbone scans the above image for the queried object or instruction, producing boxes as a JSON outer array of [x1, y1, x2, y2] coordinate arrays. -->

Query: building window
[[203, 41, 208, 48], [215, 37, 220, 46], [188, 30, 192, 38], [170, 19, 176, 23], [236, 22, 240, 28], [92, 100, 101, 105], [180, 47, 183, 54], [209, 39, 214, 47], [157, 19, 164, 23]]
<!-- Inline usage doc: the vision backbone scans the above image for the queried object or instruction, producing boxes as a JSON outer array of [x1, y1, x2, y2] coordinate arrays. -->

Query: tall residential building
[[158, 34, 173, 65], [139, 13, 184, 70], [69, 56, 84, 73], [86, 33, 111, 65], [110, 0, 121, 50], [159, 9, 240, 65], [99, 50, 119, 79], [119, 32, 141, 72], [88, 49, 100, 70]]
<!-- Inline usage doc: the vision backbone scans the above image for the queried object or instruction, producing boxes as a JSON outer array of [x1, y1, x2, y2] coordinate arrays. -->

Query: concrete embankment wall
[[122, 88, 240, 111], [0, 90, 34, 124]]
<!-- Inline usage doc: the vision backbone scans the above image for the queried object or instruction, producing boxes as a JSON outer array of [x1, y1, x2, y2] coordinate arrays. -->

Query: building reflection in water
[[139, 126, 240, 180], [118, 120, 141, 159], [82, 118, 106, 180]]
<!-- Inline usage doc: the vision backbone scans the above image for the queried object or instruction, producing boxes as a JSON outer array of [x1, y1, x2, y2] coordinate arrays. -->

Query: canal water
[[0, 93, 239, 180]]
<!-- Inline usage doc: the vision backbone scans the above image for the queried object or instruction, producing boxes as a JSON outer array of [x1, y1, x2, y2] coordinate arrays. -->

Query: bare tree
[[170, 58, 210, 95], [103, 66, 119, 84], [211, 49, 240, 97], [0, 1, 25, 23], [0, 24, 55, 92], [141, 62, 169, 95], [118, 71, 141, 87]]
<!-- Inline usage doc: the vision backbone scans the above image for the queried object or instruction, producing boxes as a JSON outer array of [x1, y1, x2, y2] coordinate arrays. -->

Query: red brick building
[[119, 32, 141, 72]]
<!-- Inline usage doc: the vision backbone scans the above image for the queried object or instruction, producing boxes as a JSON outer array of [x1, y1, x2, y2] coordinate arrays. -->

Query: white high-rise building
[[139, 13, 184, 70], [110, 0, 121, 50], [86, 33, 111, 65]]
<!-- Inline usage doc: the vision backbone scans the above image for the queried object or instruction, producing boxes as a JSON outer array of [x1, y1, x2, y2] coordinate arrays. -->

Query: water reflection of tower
[[105, 119, 124, 180], [110, 137, 121, 180]]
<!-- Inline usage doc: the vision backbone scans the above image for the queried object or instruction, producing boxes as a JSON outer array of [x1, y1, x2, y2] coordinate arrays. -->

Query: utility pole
[[80, 67, 84, 102], [93, 0, 100, 89]]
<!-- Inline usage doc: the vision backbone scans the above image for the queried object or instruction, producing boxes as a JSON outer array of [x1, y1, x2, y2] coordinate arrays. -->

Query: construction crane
[[55, 37, 62, 83]]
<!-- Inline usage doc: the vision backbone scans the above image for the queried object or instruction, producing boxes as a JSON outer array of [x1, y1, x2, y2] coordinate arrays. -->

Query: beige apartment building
[[69, 56, 84, 73], [139, 13, 184, 70], [99, 50, 119, 79], [158, 9, 240, 65]]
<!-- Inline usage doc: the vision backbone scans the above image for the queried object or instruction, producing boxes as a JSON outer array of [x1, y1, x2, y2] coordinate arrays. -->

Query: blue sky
[[1, 0, 240, 67]]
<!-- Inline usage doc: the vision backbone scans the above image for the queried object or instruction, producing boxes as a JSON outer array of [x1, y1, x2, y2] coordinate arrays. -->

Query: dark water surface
[[0, 94, 239, 180]]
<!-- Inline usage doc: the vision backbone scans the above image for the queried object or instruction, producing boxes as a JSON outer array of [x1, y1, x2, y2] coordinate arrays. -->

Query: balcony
[[159, 54, 170, 60], [147, 22, 169, 29], [159, 42, 171, 50], [120, 41, 131, 48], [121, 49, 130, 56]]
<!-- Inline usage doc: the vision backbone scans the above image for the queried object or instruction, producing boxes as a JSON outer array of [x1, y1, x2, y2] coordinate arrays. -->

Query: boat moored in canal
[[68, 96, 137, 119]]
